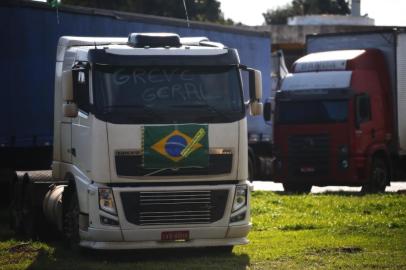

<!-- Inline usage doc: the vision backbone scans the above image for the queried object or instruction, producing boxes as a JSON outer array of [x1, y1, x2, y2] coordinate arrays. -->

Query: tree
[[263, 0, 350, 25], [59, 0, 232, 24]]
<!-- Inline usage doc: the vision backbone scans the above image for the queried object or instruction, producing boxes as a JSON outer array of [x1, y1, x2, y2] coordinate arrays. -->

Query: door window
[[355, 93, 371, 127], [72, 62, 90, 113]]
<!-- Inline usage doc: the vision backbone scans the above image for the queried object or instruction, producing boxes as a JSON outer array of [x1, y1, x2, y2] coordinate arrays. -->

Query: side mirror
[[248, 69, 262, 101], [250, 101, 263, 116], [63, 103, 78, 118], [263, 100, 272, 121], [248, 69, 263, 116], [62, 70, 73, 101], [240, 66, 263, 116]]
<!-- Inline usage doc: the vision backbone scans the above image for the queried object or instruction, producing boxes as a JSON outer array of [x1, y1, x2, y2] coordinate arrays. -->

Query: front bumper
[[82, 182, 251, 250], [274, 156, 367, 186], [79, 223, 251, 250]]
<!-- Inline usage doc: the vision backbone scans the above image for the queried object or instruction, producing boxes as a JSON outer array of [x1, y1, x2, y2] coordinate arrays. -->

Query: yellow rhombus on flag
[[151, 129, 203, 162], [143, 124, 209, 169]]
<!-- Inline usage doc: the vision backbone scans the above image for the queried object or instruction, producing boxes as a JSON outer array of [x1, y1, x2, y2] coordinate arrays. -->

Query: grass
[[1, 191, 406, 269]]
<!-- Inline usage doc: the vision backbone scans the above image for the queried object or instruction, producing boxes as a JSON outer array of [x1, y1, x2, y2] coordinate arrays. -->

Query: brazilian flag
[[143, 124, 209, 169]]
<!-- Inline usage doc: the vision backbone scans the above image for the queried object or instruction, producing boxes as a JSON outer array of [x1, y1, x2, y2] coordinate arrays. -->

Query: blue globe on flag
[[165, 135, 187, 157]]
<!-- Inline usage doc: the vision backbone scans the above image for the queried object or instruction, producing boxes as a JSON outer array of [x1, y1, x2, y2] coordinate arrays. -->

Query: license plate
[[161, 231, 189, 241], [300, 167, 315, 173]]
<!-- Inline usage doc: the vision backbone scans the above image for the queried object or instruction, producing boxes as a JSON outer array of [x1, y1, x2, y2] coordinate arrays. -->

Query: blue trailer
[[0, 1, 272, 177]]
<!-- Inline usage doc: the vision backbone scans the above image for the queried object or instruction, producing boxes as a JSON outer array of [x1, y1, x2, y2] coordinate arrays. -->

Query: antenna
[[182, 0, 190, 28]]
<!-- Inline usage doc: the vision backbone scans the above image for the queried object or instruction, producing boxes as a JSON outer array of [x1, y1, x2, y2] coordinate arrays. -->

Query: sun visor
[[88, 48, 239, 66], [293, 50, 365, 73], [281, 71, 352, 91]]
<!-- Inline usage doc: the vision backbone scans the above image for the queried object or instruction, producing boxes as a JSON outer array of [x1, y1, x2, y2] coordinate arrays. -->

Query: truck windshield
[[276, 100, 348, 124], [93, 65, 244, 124]]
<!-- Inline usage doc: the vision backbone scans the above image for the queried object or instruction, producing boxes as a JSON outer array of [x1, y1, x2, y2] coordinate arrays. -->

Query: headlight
[[232, 185, 248, 212], [98, 188, 117, 215], [339, 145, 349, 170]]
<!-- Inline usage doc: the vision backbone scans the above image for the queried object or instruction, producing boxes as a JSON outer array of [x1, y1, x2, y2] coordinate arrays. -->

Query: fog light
[[341, 160, 349, 169], [100, 216, 119, 226], [230, 212, 246, 223]]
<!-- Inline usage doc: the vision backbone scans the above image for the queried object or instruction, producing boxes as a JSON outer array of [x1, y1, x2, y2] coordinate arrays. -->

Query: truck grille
[[288, 134, 330, 177], [120, 190, 228, 226]]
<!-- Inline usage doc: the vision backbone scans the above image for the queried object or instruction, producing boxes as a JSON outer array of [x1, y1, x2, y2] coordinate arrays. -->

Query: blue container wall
[[0, 6, 271, 148]]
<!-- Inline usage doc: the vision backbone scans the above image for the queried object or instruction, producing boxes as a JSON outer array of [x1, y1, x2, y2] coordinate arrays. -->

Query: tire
[[1, 169, 15, 204], [9, 174, 24, 234], [9, 173, 46, 239], [63, 185, 81, 251], [21, 175, 36, 239], [8, 173, 19, 231], [361, 158, 388, 193], [283, 182, 312, 194]]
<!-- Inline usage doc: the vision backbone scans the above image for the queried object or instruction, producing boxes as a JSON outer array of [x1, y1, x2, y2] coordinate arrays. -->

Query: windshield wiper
[[144, 166, 204, 176]]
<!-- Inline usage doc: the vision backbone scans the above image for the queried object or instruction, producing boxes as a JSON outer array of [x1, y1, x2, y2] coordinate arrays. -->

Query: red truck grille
[[288, 134, 330, 177]]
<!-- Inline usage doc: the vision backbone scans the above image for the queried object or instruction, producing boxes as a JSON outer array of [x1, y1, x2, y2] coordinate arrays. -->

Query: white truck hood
[[106, 122, 240, 183]]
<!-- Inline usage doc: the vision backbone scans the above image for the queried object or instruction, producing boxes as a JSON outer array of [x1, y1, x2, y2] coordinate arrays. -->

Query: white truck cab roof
[[57, 33, 227, 62], [293, 49, 365, 73]]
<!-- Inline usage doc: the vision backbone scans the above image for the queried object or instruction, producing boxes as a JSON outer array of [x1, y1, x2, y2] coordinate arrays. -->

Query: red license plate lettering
[[161, 231, 189, 241]]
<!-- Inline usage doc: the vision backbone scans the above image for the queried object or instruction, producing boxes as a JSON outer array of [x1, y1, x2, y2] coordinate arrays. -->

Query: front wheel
[[63, 185, 81, 250], [283, 182, 312, 194], [361, 158, 388, 193]]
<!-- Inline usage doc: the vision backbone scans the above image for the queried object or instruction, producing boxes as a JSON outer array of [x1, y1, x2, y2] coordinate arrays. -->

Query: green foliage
[[60, 0, 233, 24], [1, 192, 406, 269], [263, 0, 351, 25]]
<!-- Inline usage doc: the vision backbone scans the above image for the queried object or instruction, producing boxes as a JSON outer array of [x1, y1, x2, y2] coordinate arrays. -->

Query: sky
[[218, 0, 406, 26]]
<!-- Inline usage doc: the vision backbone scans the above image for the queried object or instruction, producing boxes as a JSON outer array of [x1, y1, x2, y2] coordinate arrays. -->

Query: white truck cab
[[44, 33, 262, 250]]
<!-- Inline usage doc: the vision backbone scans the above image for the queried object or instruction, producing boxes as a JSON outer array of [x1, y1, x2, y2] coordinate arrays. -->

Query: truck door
[[71, 63, 91, 173]]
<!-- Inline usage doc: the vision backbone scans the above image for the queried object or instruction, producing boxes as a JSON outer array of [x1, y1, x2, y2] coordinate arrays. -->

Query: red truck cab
[[273, 49, 392, 192]]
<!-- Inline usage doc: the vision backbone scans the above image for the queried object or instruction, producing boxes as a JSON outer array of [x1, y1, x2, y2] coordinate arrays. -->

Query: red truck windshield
[[276, 100, 348, 124]]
